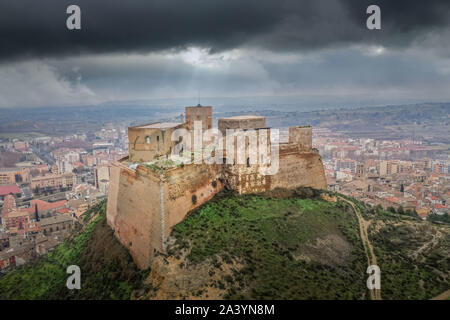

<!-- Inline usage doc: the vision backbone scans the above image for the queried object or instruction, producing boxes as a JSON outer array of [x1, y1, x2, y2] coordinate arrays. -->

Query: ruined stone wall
[[223, 151, 326, 194], [223, 164, 271, 194], [128, 125, 183, 162], [289, 126, 312, 152], [271, 150, 327, 190]]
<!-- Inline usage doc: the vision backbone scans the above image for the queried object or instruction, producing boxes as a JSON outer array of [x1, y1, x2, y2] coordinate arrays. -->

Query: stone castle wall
[[128, 124, 183, 162], [107, 160, 223, 269], [222, 145, 326, 195], [223, 164, 272, 194], [218, 116, 266, 136], [107, 161, 162, 269], [289, 126, 312, 152], [107, 123, 327, 269], [163, 164, 223, 235], [185, 106, 212, 130], [272, 151, 327, 190]]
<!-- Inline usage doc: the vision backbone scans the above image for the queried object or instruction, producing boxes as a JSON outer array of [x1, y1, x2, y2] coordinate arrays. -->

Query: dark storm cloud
[[1, 0, 450, 61], [1, 0, 283, 60]]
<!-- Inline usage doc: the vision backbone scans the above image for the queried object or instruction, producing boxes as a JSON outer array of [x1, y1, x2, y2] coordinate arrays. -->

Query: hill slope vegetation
[[0, 189, 448, 300]]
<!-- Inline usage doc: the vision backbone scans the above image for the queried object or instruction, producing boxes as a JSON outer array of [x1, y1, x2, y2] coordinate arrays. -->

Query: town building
[[40, 215, 74, 236], [0, 167, 30, 185], [0, 185, 22, 201], [30, 172, 76, 192]]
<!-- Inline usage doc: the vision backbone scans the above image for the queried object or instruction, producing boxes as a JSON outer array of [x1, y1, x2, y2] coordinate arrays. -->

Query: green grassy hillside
[[1, 189, 448, 300], [0, 200, 147, 300], [146, 189, 368, 299], [367, 211, 450, 299]]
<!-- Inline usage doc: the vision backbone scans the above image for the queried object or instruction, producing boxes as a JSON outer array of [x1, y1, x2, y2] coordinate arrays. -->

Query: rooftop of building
[[40, 214, 74, 226], [28, 199, 67, 214], [31, 173, 74, 181], [67, 199, 89, 208], [56, 208, 71, 214], [0, 185, 21, 196], [186, 104, 212, 108], [15, 161, 40, 167]]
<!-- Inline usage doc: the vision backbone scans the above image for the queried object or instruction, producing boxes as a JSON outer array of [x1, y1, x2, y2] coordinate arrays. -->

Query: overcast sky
[[1, 0, 450, 108]]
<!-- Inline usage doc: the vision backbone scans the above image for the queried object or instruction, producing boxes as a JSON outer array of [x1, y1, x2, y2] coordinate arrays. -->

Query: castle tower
[[289, 126, 312, 152], [218, 115, 266, 136], [185, 104, 212, 131]]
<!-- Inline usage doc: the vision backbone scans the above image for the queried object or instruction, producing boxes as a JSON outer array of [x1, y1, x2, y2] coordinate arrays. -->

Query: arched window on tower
[[145, 136, 151, 144]]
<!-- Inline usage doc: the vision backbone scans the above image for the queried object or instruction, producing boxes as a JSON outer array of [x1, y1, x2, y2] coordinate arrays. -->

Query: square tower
[[185, 105, 212, 131], [218, 115, 266, 136], [128, 122, 184, 162], [288, 125, 312, 152]]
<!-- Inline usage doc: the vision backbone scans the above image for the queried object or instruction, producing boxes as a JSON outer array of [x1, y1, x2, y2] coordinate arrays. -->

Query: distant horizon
[[2, 95, 449, 112]]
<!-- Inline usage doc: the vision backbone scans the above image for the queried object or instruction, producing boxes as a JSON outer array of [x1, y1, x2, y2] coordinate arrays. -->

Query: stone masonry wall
[[223, 164, 272, 194], [272, 151, 327, 190], [128, 125, 182, 162], [107, 124, 327, 269], [107, 162, 162, 269], [163, 164, 223, 238], [218, 116, 267, 136], [289, 126, 312, 152], [107, 161, 223, 269], [185, 106, 212, 130]]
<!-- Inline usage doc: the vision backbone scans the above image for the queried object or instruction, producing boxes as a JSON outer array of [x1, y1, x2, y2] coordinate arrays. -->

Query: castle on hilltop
[[106, 105, 327, 269]]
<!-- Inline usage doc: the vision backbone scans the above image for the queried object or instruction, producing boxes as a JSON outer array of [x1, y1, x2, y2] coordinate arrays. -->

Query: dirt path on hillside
[[338, 197, 382, 300], [410, 232, 442, 260], [431, 289, 450, 300]]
